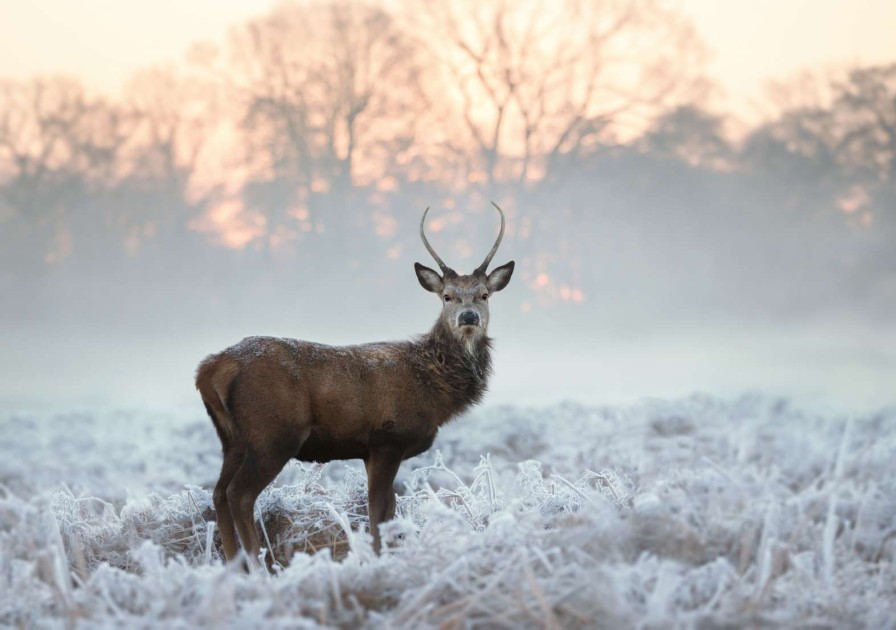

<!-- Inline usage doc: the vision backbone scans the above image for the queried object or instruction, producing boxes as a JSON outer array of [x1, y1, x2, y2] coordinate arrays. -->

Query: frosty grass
[[1, 396, 894, 628]]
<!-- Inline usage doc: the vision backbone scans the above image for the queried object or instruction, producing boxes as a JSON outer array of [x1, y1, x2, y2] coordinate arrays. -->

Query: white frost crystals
[[0, 396, 895, 628]]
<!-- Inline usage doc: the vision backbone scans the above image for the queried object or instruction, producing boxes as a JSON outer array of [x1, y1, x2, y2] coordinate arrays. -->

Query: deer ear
[[415, 263, 443, 293], [486, 260, 515, 293]]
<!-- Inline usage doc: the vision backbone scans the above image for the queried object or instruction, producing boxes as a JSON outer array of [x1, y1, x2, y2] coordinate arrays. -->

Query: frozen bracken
[[1, 395, 894, 628]]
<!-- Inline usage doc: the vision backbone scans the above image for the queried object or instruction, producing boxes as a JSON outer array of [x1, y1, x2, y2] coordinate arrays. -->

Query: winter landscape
[[3, 0, 896, 627]]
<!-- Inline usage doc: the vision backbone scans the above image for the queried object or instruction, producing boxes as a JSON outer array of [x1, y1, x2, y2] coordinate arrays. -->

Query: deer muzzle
[[458, 311, 480, 327]]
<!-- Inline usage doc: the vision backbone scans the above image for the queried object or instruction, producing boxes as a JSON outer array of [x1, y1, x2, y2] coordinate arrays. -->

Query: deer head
[[415, 203, 515, 350]]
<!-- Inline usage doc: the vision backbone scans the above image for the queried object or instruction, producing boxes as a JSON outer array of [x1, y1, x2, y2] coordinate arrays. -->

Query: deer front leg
[[365, 449, 402, 553]]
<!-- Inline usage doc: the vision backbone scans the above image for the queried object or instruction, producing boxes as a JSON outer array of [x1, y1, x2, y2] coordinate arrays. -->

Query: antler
[[420, 207, 454, 275], [474, 202, 506, 275]]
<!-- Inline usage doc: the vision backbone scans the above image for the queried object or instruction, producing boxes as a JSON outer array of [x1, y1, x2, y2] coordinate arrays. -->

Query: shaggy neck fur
[[412, 319, 493, 418]]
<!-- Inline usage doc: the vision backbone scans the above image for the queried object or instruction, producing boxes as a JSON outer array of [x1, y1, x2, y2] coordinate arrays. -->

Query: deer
[[195, 203, 514, 569]]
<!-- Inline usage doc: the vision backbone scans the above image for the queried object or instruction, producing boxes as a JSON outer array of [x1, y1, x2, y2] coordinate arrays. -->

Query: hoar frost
[[1, 395, 894, 628]]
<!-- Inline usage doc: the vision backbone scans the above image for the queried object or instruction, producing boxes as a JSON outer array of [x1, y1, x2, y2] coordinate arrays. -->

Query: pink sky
[[0, 0, 894, 119]]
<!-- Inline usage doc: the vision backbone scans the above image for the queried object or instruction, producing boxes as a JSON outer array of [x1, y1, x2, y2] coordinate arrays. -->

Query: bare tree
[[225, 1, 426, 243], [0, 78, 135, 266], [0, 78, 86, 223], [127, 66, 218, 193], [642, 105, 731, 169], [410, 0, 706, 192], [743, 64, 896, 189], [831, 64, 896, 183], [106, 66, 226, 254]]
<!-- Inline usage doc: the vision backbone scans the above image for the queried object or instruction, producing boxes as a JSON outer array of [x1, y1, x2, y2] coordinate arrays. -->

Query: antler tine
[[475, 201, 506, 275], [420, 207, 453, 275]]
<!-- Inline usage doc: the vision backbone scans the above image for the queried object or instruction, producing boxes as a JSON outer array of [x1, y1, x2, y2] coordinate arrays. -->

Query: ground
[[1, 395, 894, 628]]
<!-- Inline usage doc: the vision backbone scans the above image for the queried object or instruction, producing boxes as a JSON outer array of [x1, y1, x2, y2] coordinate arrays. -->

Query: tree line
[[1, 0, 894, 320]]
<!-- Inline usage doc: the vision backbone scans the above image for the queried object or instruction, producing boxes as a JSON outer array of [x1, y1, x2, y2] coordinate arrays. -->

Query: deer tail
[[195, 355, 241, 445]]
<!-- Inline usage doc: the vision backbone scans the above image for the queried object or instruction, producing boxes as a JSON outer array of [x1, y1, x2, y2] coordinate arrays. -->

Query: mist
[[1, 2, 895, 415], [0, 1, 894, 415]]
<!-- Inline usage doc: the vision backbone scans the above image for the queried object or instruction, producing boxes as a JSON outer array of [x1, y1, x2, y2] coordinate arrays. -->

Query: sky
[[0, 0, 895, 119]]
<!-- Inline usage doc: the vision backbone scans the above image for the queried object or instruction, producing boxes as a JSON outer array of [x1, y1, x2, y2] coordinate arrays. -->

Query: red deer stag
[[196, 203, 514, 568]]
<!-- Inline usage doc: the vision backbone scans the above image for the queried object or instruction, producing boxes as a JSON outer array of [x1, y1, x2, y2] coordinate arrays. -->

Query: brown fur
[[196, 207, 514, 569]]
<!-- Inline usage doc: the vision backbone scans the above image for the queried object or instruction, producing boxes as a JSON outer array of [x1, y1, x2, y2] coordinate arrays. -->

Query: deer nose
[[459, 311, 480, 326]]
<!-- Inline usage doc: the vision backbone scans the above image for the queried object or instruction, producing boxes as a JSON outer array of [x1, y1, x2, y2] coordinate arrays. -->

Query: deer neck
[[417, 319, 493, 416]]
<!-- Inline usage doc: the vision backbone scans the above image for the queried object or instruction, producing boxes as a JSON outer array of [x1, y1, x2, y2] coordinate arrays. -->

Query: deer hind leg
[[201, 397, 244, 564], [365, 449, 403, 554], [212, 446, 243, 562], [226, 449, 293, 572]]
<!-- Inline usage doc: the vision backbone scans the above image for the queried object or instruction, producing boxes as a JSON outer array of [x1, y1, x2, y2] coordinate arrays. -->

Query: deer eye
[[443, 295, 452, 302], [481, 294, 489, 300]]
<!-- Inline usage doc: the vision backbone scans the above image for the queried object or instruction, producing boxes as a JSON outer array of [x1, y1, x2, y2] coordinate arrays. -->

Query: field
[[1, 395, 894, 628]]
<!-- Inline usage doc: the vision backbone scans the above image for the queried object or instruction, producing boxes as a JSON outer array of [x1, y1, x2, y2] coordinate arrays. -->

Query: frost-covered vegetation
[[1, 396, 895, 628]]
